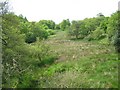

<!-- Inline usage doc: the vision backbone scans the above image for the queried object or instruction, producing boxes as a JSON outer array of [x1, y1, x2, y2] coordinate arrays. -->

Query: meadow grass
[[33, 31, 118, 88]]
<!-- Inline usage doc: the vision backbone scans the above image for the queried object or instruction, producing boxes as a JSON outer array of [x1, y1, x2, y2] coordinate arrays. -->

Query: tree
[[60, 19, 70, 31], [47, 20, 55, 29], [84, 17, 104, 34], [107, 12, 118, 42], [69, 20, 80, 39], [89, 27, 106, 40], [1, 1, 31, 87], [99, 17, 109, 33], [114, 11, 120, 59], [25, 32, 36, 43], [32, 22, 48, 40], [38, 20, 55, 30], [1, 1, 56, 88]]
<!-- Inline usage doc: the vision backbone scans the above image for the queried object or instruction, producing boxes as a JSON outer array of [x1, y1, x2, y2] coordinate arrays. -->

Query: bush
[[92, 27, 105, 39], [114, 32, 120, 53], [39, 54, 57, 66], [25, 32, 36, 43], [85, 27, 106, 41], [28, 41, 57, 67], [99, 38, 109, 45], [46, 29, 55, 36], [38, 29, 49, 39]]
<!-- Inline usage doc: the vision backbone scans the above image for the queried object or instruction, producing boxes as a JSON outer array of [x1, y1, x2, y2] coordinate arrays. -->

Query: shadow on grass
[[38, 55, 58, 67], [70, 37, 84, 41]]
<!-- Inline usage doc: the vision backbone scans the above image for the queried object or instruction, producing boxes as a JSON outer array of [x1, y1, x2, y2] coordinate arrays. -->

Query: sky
[[8, 0, 120, 24]]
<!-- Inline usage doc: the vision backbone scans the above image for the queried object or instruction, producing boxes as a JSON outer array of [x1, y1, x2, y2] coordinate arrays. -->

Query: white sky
[[9, 0, 119, 24]]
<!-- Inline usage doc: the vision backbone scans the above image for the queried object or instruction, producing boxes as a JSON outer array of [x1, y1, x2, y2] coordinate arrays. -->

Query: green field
[[30, 31, 118, 88]]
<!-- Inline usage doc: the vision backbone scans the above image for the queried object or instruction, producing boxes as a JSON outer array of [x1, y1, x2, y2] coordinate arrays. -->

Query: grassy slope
[[35, 31, 118, 88]]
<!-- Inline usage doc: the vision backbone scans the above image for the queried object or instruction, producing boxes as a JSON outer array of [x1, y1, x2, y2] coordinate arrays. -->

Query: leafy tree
[[20, 21, 49, 43], [47, 20, 55, 29], [46, 29, 55, 35], [68, 20, 89, 39], [114, 11, 120, 59], [18, 14, 28, 22], [2, 1, 38, 87], [77, 21, 87, 38], [85, 17, 104, 33], [32, 22, 48, 40], [107, 12, 118, 43], [38, 20, 55, 30], [69, 20, 80, 39], [2, 12, 30, 87], [60, 19, 70, 31], [88, 27, 106, 40], [1, 1, 57, 88], [99, 17, 109, 33], [25, 32, 36, 43]]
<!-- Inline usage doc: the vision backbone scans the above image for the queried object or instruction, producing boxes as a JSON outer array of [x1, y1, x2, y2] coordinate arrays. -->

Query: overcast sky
[[9, 0, 119, 23]]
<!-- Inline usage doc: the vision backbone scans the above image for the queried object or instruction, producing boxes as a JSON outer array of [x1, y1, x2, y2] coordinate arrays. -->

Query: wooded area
[[1, 1, 120, 88]]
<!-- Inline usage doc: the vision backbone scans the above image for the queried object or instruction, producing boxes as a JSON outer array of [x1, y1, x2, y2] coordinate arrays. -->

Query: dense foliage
[[114, 11, 120, 59], [1, 1, 57, 88], [64, 12, 120, 47]]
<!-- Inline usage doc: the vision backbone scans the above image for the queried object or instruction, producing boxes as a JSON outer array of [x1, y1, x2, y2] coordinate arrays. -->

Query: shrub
[[92, 27, 105, 39], [25, 32, 36, 43], [46, 29, 55, 36], [39, 54, 57, 66], [28, 41, 57, 67], [85, 27, 106, 41], [114, 32, 120, 53]]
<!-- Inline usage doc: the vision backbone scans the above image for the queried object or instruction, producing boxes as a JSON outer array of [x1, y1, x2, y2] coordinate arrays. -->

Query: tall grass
[[34, 31, 118, 88]]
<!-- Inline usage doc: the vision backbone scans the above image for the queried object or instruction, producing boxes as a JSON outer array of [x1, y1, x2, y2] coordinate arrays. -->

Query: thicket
[[65, 12, 119, 45], [1, 1, 57, 87]]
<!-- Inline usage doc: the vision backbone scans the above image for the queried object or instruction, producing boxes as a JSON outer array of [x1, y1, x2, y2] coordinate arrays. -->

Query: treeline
[[58, 13, 119, 44], [17, 15, 56, 43], [2, 10, 119, 45], [57, 12, 120, 52]]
